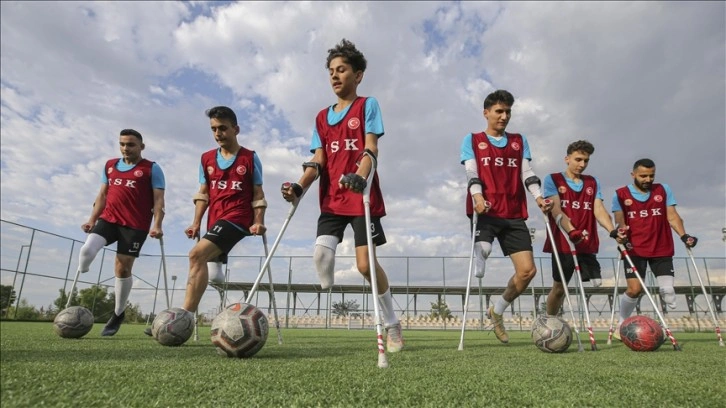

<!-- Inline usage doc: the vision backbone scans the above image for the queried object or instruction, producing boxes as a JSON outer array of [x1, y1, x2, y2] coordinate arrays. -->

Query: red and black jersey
[[543, 173, 599, 254], [315, 96, 385, 217], [466, 132, 527, 219], [616, 183, 673, 257], [101, 159, 154, 231], [202, 148, 255, 230]]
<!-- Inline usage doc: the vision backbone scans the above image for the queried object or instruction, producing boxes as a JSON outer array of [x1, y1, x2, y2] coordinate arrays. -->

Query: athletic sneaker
[[143, 327, 153, 337], [386, 323, 405, 353], [101, 311, 125, 336], [487, 306, 509, 344], [612, 323, 622, 342]]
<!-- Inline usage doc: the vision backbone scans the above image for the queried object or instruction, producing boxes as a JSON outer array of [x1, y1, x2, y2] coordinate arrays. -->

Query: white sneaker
[[385, 323, 404, 353], [591, 278, 602, 287]]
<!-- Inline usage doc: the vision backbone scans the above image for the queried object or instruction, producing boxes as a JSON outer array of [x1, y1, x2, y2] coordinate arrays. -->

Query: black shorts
[[551, 253, 601, 283], [317, 213, 386, 247], [624, 256, 674, 279], [203, 220, 251, 255], [471, 215, 532, 256], [92, 218, 148, 258]]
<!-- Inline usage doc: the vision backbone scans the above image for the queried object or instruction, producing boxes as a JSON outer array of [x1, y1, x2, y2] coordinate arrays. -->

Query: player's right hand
[[185, 226, 200, 239], [281, 182, 303, 202], [81, 223, 93, 233]]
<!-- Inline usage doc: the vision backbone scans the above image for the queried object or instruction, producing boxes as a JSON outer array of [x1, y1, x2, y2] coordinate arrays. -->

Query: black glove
[[680, 234, 698, 248], [339, 173, 367, 193], [281, 182, 303, 197]]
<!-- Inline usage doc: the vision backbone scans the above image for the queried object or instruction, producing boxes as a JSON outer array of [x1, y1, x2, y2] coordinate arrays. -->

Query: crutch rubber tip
[[377, 354, 389, 369]]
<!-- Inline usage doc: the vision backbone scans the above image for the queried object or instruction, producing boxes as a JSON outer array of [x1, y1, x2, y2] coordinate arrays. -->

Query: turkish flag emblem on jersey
[[585, 187, 594, 196], [134, 170, 143, 177], [653, 194, 663, 202], [511, 142, 520, 151], [348, 117, 360, 130], [236, 165, 247, 175], [624, 199, 633, 206]]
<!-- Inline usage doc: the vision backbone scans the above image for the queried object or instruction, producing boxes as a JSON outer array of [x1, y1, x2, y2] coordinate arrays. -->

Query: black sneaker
[[101, 311, 125, 336], [143, 327, 153, 337]]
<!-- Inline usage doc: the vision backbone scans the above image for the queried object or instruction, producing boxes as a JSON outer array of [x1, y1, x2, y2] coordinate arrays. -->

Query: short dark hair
[[120, 129, 143, 142], [483, 89, 515, 109], [205, 106, 238, 127], [633, 158, 656, 170], [566, 140, 595, 155], [326, 38, 367, 72]]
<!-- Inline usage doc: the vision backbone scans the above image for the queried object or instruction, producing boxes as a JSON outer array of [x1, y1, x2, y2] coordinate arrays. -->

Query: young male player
[[77, 129, 166, 336], [460, 89, 552, 344], [281, 39, 403, 352], [542, 140, 624, 316], [180, 106, 267, 323], [611, 158, 697, 337]]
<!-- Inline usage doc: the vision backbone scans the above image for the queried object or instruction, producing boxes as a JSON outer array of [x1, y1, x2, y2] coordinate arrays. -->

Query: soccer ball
[[620, 315, 665, 352], [152, 307, 194, 347], [53, 306, 94, 338], [531, 315, 573, 353], [210, 303, 269, 358]]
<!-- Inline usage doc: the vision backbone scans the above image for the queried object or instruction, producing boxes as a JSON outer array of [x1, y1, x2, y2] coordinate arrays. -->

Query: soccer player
[[77, 129, 166, 336], [179, 106, 267, 322], [542, 140, 624, 317], [281, 39, 403, 352], [460, 89, 553, 344], [611, 158, 697, 336]]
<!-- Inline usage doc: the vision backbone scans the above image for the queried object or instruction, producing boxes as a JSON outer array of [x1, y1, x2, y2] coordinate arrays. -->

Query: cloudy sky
[[1, 1, 724, 316]]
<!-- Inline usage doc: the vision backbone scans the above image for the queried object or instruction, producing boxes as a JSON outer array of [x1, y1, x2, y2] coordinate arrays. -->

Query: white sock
[[115, 277, 133, 316], [377, 289, 398, 327], [78, 233, 106, 273], [619, 294, 638, 324], [494, 297, 510, 316]]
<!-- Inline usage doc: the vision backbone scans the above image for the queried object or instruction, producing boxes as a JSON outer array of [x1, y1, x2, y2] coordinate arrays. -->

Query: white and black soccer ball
[[531, 315, 572, 353], [53, 306, 94, 339], [152, 307, 194, 347], [210, 303, 268, 358]]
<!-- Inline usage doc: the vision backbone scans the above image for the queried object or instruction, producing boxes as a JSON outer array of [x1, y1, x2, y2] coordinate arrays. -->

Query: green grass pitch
[[1, 321, 724, 407]]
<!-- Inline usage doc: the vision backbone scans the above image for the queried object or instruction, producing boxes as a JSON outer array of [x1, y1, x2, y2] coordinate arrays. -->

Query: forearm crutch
[[686, 248, 724, 347], [617, 243, 681, 351], [556, 223, 597, 351], [262, 233, 283, 345], [606, 257, 622, 345], [458, 209, 478, 351], [544, 214, 584, 352]]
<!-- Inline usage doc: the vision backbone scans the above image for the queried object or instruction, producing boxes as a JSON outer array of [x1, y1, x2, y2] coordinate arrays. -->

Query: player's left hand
[[249, 223, 266, 236], [680, 234, 698, 248], [149, 228, 164, 239], [537, 198, 554, 213], [339, 173, 367, 193]]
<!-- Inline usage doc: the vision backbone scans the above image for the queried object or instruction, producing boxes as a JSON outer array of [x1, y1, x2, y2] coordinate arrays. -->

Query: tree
[[8, 298, 41, 320], [332, 299, 360, 317], [53, 287, 80, 311], [429, 299, 452, 320], [1, 285, 17, 313]]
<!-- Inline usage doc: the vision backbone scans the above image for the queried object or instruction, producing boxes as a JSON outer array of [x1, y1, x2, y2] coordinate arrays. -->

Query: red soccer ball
[[620, 315, 666, 352]]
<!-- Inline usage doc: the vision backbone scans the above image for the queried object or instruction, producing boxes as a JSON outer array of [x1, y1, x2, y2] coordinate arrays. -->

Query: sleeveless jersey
[[543, 173, 599, 254], [616, 183, 673, 257], [101, 159, 154, 231], [315, 96, 385, 217], [465, 132, 527, 219], [201, 148, 255, 230]]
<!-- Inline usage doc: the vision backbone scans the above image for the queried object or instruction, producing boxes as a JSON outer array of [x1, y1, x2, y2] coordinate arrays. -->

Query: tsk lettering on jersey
[[108, 178, 137, 188], [329, 139, 360, 153], [479, 157, 519, 167], [627, 208, 663, 218], [560, 200, 592, 210], [209, 180, 245, 191]]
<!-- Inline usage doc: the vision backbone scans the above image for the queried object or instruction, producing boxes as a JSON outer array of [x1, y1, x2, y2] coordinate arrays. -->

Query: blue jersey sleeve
[[611, 192, 622, 212], [594, 177, 603, 200], [662, 183, 677, 206], [460, 133, 474, 164], [151, 163, 165, 189], [365, 97, 384, 137], [543, 174, 557, 198], [521, 134, 532, 161], [198, 162, 206, 185], [253, 152, 263, 185], [310, 128, 323, 153]]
